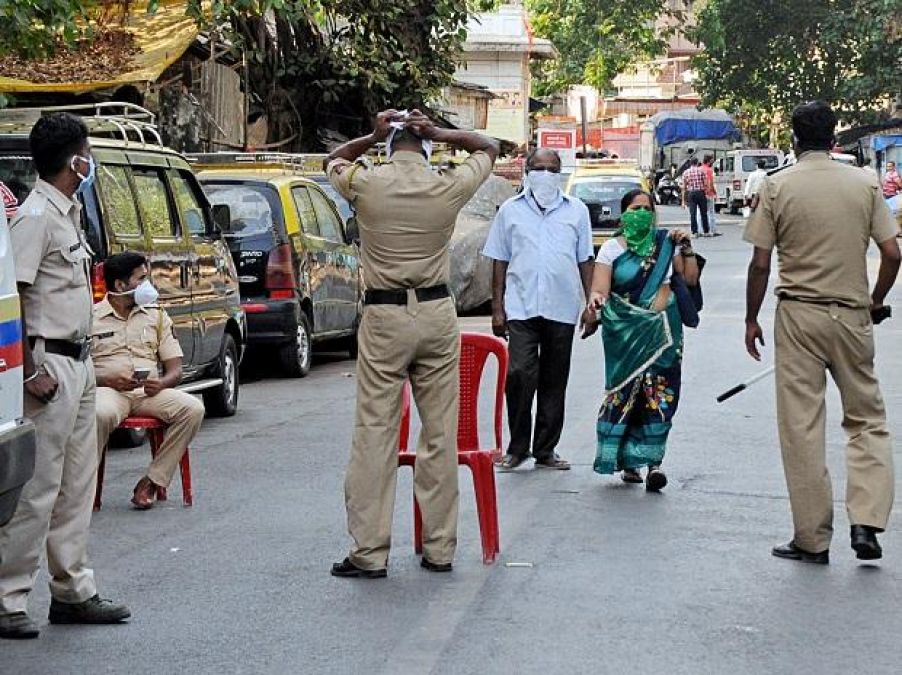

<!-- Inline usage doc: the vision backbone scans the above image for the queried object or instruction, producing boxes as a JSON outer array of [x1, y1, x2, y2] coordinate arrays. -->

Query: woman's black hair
[[619, 189, 656, 215], [29, 113, 89, 179]]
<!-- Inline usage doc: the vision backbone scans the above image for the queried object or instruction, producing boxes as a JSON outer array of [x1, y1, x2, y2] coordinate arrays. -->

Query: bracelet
[[23, 368, 42, 384], [681, 250, 696, 258]]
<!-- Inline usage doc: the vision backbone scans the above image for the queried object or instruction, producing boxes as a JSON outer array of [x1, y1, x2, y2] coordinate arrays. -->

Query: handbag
[[670, 253, 706, 328]]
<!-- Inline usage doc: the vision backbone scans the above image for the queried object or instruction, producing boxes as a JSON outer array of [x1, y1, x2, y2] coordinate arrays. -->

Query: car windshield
[[742, 155, 780, 172], [202, 183, 280, 237], [570, 179, 641, 204]]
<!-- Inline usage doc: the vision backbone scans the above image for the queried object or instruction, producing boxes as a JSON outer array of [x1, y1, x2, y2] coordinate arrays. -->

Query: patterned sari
[[594, 230, 683, 474]]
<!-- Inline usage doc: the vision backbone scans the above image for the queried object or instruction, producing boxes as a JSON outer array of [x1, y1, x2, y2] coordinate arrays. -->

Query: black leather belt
[[30, 337, 91, 361], [364, 284, 450, 306]]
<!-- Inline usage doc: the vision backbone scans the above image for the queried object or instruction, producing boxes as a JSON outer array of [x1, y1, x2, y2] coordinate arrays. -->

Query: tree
[[187, 0, 499, 148], [689, 0, 902, 125], [525, 0, 680, 96]]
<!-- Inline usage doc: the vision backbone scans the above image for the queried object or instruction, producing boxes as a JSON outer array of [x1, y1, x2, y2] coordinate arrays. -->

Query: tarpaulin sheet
[[0, 1, 198, 95], [650, 109, 739, 146], [873, 135, 902, 152]]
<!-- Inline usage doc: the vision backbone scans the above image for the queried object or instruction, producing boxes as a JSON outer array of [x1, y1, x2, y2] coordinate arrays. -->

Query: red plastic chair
[[398, 332, 508, 564], [94, 416, 193, 510]]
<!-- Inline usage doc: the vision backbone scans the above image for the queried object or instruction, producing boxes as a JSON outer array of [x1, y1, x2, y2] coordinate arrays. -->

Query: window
[[742, 155, 780, 172], [570, 179, 642, 204], [204, 183, 280, 238], [291, 187, 319, 237], [169, 171, 207, 236], [96, 165, 141, 236], [307, 186, 342, 243], [132, 170, 177, 238]]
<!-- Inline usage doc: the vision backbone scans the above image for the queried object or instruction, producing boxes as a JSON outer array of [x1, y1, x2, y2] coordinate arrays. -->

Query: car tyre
[[279, 312, 312, 378], [203, 333, 239, 417]]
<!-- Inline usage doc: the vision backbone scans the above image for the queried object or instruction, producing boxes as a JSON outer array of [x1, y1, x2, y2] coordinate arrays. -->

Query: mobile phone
[[133, 368, 151, 382]]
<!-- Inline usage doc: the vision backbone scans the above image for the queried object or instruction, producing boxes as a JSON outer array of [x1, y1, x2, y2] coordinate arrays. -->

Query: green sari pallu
[[594, 231, 683, 474]]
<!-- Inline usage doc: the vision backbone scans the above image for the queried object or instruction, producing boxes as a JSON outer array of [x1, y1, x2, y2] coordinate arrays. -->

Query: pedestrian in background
[[588, 190, 697, 490], [483, 148, 594, 472], [744, 159, 768, 211], [92, 252, 205, 510], [702, 154, 722, 236], [883, 160, 901, 198], [745, 100, 901, 565], [682, 158, 710, 237], [326, 110, 498, 578], [0, 113, 129, 640]]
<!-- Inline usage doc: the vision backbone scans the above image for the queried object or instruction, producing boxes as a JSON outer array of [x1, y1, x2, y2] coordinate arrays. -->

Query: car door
[[290, 184, 333, 335], [129, 165, 195, 364], [168, 167, 234, 367], [306, 185, 359, 333]]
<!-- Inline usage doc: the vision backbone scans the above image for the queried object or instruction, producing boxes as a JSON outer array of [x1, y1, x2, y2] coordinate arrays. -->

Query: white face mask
[[526, 170, 561, 208], [111, 280, 159, 306]]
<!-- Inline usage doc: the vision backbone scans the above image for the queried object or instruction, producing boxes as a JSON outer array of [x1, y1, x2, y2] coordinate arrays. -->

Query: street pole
[[580, 96, 588, 156]]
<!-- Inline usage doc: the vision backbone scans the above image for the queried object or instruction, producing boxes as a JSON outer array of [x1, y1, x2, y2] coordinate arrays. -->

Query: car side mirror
[[211, 204, 230, 237], [345, 215, 360, 245]]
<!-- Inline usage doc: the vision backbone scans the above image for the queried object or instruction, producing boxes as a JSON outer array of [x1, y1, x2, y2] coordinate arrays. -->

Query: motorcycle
[[656, 174, 681, 205]]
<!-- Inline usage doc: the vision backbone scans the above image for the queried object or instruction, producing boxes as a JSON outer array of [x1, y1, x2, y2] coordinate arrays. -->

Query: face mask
[[111, 280, 159, 306], [620, 208, 656, 258], [386, 127, 433, 161], [526, 170, 561, 208], [71, 155, 95, 195]]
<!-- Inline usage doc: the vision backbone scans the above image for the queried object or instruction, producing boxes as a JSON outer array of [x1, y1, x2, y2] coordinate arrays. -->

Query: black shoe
[[0, 612, 39, 639], [497, 453, 529, 472], [48, 595, 131, 625], [771, 541, 829, 565], [421, 557, 453, 573], [646, 466, 667, 492], [330, 557, 387, 579], [850, 525, 883, 560]]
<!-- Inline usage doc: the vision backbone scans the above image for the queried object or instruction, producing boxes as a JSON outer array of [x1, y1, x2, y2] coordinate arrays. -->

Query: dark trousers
[[687, 190, 710, 234], [506, 318, 575, 461]]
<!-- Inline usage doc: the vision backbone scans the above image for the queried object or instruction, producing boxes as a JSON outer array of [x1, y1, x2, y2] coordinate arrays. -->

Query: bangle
[[23, 368, 42, 384], [681, 250, 696, 258]]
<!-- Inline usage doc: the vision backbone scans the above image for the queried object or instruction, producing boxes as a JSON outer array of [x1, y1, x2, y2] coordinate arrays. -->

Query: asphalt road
[[6, 211, 902, 674]]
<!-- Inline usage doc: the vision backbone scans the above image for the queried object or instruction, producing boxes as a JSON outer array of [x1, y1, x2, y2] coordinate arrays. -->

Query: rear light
[[265, 244, 297, 297], [91, 262, 106, 303], [732, 180, 742, 189]]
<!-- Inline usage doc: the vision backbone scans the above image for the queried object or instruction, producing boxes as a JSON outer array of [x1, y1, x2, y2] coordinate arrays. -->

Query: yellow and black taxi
[[191, 153, 361, 378], [565, 160, 651, 248]]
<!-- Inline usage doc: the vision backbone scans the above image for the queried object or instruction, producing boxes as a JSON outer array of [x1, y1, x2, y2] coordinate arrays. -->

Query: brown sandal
[[621, 468, 643, 484]]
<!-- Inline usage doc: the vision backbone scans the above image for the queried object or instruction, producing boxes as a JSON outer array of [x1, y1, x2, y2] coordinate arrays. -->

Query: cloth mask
[[526, 170, 561, 209], [111, 280, 159, 306], [72, 155, 96, 195], [620, 208, 656, 258], [386, 110, 433, 161]]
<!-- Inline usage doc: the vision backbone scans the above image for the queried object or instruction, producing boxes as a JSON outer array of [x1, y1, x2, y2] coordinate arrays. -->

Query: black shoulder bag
[[670, 248, 706, 329]]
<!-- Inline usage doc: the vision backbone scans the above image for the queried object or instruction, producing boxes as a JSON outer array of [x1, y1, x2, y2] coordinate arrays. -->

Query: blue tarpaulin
[[650, 109, 740, 145], [873, 135, 902, 152]]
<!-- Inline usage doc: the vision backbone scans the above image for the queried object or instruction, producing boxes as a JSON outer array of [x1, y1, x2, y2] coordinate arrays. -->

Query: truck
[[639, 108, 741, 184]]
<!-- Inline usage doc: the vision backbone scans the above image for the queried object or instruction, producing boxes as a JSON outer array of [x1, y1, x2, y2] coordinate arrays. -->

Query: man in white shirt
[[744, 160, 768, 211]]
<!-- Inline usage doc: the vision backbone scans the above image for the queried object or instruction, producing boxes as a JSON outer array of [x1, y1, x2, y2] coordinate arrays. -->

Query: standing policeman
[[0, 114, 129, 639], [744, 101, 901, 565], [326, 110, 498, 577]]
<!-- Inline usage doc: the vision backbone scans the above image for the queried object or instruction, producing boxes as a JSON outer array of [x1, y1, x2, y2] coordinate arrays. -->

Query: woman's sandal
[[621, 468, 643, 484], [646, 466, 668, 492]]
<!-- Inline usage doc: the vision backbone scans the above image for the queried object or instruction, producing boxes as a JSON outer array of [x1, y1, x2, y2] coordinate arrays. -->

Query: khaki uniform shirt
[[328, 150, 494, 290], [9, 179, 92, 340], [744, 152, 897, 308], [91, 297, 183, 382]]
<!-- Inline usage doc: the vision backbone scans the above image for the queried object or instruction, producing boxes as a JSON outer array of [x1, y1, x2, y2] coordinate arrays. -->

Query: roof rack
[[186, 152, 328, 174], [0, 102, 162, 146]]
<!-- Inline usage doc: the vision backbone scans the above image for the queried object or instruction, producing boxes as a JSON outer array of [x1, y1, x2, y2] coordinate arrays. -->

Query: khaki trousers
[[96, 388, 205, 487], [775, 300, 894, 553], [0, 353, 98, 613], [345, 294, 460, 570]]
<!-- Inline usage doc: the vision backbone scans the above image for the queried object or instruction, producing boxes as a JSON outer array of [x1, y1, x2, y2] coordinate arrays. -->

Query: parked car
[[192, 153, 362, 377], [0, 104, 246, 417], [565, 160, 650, 248], [0, 208, 37, 526]]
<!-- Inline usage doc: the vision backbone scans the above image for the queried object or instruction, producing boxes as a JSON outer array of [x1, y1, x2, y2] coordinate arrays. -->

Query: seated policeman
[[92, 252, 205, 510]]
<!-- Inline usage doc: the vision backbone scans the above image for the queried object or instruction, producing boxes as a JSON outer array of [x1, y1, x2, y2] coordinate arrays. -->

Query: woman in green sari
[[587, 190, 698, 491]]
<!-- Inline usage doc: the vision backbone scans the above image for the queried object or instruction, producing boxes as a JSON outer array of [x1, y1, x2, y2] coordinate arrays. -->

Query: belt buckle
[[78, 338, 92, 361]]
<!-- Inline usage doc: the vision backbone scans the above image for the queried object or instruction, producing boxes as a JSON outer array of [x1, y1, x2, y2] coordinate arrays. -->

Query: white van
[[0, 204, 36, 526], [715, 149, 783, 213]]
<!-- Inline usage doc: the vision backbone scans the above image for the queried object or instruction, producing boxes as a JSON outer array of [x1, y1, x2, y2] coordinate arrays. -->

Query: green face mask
[[620, 208, 656, 257]]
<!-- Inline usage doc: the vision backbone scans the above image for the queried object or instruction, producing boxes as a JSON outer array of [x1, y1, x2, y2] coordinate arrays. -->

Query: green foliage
[[0, 0, 94, 58], [525, 0, 677, 96], [690, 0, 902, 124]]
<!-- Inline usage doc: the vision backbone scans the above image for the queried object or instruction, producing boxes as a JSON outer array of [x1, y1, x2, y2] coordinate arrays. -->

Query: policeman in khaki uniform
[[92, 251, 205, 510], [0, 114, 129, 640], [326, 110, 498, 577], [745, 101, 901, 565]]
